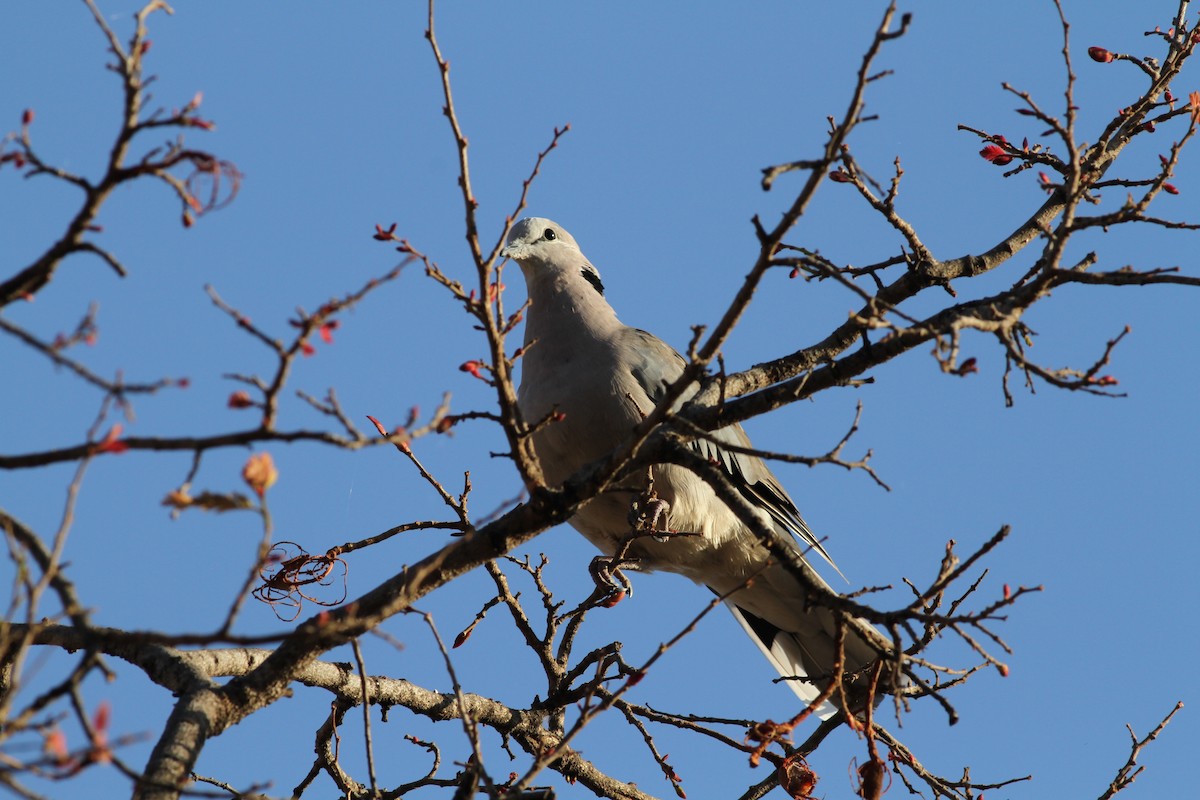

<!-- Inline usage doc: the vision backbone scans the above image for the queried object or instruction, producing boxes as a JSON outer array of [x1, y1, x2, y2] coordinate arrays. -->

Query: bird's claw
[[589, 555, 635, 605]]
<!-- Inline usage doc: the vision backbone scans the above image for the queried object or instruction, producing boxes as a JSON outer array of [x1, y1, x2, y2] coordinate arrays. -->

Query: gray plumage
[[502, 217, 879, 713]]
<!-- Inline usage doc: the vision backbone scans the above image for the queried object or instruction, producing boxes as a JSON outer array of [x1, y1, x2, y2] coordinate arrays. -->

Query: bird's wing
[[616, 327, 841, 575]]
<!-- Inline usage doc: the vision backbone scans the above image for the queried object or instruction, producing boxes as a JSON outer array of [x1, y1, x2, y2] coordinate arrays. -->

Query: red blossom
[[955, 357, 978, 376], [828, 169, 852, 183], [436, 415, 458, 433], [453, 630, 471, 648], [1141, 121, 1156, 133], [138, 39, 152, 56], [22, 108, 34, 126], [789, 267, 801, 279], [176, 377, 190, 388], [1092, 375, 1120, 386], [1087, 46, 1115, 63], [999, 664, 1011, 677], [300, 341, 316, 357], [978, 144, 1013, 166], [1162, 183, 1180, 195], [1003, 583, 1012, 599]]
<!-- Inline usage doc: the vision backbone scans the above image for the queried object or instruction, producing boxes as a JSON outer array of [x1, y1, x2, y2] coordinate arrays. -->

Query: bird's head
[[501, 217, 605, 296]]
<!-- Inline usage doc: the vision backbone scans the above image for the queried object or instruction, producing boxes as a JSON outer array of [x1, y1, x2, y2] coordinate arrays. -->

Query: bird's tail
[[718, 562, 891, 719]]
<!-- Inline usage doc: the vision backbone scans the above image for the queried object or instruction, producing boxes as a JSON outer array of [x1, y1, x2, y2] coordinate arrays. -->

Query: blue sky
[[2, 2, 1197, 798]]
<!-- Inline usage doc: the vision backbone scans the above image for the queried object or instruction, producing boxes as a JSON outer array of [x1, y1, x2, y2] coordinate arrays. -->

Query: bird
[[501, 216, 887, 714]]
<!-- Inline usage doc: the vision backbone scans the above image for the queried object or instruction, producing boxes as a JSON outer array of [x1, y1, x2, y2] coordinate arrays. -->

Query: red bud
[[1087, 46, 1115, 63], [459, 360, 485, 380], [228, 390, 255, 409], [600, 589, 626, 608], [93, 425, 129, 455]]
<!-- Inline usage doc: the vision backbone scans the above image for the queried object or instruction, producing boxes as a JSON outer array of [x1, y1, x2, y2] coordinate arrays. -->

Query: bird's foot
[[628, 496, 673, 542], [588, 555, 636, 606]]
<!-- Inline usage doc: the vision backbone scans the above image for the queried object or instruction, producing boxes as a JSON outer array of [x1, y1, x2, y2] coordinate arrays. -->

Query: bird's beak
[[499, 242, 523, 261]]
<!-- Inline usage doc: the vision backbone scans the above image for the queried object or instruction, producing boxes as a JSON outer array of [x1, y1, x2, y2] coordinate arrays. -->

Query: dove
[[503, 217, 887, 713]]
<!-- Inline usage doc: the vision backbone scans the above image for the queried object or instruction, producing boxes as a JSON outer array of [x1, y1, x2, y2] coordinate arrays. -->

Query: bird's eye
[[543, 228, 557, 241]]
